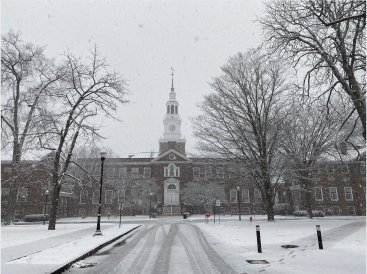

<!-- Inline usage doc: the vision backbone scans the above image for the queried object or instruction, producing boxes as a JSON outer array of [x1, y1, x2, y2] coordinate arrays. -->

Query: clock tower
[[158, 76, 186, 155]]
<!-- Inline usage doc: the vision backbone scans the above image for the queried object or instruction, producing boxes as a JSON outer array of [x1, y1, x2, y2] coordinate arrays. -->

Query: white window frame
[[17, 188, 27, 202], [341, 165, 349, 174], [329, 187, 338, 201], [317, 206, 324, 213], [360, 164, 366, 174], [216, 167, 224, 178], [144, 167, 151, 178], [231, 207, 238, 214], [14, 210, 23, 220], [314, 187, 323, 201], [332, 206, 340, 215], [131, 168, 139, 178], [119, 167, 127, 178], [228, 167, 235, 178], [254, 189, 262, 203], [344, 187, 353, 201], [243, 207, 250, 214], [326, 165, 334, 174], [107, 168, 115, 178], [242, 189, 250, 203], [193, 167, 200, 178], [92, 191, 100, 204], [164, 164, 180, 177], [105, 190, 113, 204], [1, 188, 10, 201], [230, 189, 237, 203], [347, 206, 355, 215], [80, 190, 88, 204]]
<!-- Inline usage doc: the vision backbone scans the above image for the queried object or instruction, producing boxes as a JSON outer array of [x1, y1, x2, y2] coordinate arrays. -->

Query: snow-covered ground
[[1, 215, 365, 274], [196, 216, 366, 274]]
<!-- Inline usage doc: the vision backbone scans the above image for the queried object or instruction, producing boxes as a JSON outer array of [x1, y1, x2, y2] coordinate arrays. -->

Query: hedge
[[293, 211, 324, 217], [24, 214, 50, 222]]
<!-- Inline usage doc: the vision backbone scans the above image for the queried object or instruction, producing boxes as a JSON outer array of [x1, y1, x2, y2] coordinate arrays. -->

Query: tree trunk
[[304, 180, 313, 219]]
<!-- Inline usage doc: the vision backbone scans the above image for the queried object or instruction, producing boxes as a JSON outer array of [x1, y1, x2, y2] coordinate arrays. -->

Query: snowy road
[[67, 221, 237, 274]]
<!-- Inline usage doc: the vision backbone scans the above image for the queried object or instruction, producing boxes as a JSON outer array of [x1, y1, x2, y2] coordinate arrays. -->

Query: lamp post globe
[[237, 186, 241, 221], [94, 148, 107, 236]]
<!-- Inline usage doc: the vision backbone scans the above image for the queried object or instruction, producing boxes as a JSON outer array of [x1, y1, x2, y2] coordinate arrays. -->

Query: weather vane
[[171, 67, 175, 77]]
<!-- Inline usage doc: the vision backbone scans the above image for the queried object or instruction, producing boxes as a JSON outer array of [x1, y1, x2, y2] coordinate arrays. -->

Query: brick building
[[1, 79, 366, 220]]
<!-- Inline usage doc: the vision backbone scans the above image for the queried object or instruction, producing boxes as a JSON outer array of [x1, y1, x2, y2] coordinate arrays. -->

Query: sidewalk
[[2, 222, 141, 274]]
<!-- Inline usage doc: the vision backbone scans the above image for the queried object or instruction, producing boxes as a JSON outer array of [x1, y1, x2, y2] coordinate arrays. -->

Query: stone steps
[[162, 205, 182, 216]]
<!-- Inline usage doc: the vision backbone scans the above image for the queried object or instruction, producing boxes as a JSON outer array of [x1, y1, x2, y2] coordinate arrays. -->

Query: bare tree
[[259, 0, 366, 140], [1, 31, 60, 224], [192, 49, 292, 221], [40, 47, 129, 230], [281, 97, 343, 218]]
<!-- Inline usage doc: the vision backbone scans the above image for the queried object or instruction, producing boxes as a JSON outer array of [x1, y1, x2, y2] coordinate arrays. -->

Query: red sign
[[205, 211, 211, 217]]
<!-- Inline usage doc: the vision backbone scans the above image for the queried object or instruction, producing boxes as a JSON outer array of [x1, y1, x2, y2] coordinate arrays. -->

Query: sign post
[[119, 202, 123, 228], [215, 200, 221, 224], [205, 211, 211, 223]]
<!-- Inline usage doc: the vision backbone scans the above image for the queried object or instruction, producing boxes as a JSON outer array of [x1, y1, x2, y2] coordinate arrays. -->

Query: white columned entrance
[[164, 178, 180, 206]]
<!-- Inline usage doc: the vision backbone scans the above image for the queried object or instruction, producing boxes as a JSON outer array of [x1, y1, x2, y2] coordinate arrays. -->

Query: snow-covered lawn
[[196, 216, 366, 274]]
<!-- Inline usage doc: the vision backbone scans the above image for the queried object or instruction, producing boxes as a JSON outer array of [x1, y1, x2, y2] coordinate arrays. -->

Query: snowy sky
[[2, 0, 264, 158]]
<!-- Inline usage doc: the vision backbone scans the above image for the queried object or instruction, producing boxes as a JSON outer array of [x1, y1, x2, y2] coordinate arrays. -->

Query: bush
[[273, 203, 293, 215], [24, 214, 50, 222], [293, 211, 324, 217]]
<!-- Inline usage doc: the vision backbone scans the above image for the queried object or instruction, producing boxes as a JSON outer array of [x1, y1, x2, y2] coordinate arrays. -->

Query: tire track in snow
[[191, 225, 237, 274], [127, 225, 159, 274], [151, 224, 178, 274]]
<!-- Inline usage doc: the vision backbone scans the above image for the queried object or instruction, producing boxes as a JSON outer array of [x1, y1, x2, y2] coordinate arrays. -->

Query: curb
[[49, 225, 141, 274]]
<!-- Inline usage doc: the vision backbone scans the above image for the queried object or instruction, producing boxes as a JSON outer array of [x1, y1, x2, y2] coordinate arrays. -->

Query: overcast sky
[[2, 0, 264, 158]]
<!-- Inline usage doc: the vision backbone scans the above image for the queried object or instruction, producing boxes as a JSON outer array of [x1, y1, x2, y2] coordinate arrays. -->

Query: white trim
[[151, 149, 192, 163]]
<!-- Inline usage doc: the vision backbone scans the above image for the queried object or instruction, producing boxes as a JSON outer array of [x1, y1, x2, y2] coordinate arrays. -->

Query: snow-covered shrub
[[293, 211, 325, 217], [24, 214, 50, 222], [273, 203, 293, 215]]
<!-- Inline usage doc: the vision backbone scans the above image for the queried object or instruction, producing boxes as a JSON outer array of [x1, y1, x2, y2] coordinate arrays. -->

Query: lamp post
[[119, 202, 123, 228], [94, 148, 107, 236], [149, 192, 153, 218], [21, 195, 25, 221], [237, 186, 241, 221], [43, 190, 49, 225]]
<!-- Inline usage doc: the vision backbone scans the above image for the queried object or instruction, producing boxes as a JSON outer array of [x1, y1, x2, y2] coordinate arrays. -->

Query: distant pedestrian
[[108, 213, 110, 220]]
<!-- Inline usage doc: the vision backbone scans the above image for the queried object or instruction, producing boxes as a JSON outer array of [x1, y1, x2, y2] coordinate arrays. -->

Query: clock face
[[169, 124, 176, 131]]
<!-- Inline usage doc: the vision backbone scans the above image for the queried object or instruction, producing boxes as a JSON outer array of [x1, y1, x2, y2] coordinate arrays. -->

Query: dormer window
[[164, 163, 180, 177]]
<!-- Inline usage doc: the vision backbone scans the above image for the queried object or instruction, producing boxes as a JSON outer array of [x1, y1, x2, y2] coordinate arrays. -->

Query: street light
[[237, 186, 241, 221], [149, 192, 153, 218], [21, 195, 25, 221], [43, 190, 49, 225], [94, 148, 107, 236]]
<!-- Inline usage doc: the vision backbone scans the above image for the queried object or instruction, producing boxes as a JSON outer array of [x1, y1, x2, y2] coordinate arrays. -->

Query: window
[[164, 164, 180, 177], [231, 207, 238, 214], [171, 105, 174, 114], [119, 168, 127, 178], [344, 187, 353, 201], [360, 164, 366, 174], [14, 210, 23, 220], [240, 167, 246, 177], [107, 168, 115, 178], [17, 188, 27, 202], [242, 189, 249, 203], [105, 190, 113, 204], [347, 206, 355, 215], [329, 187, 338, 201], [167, 105, 169, 114], [193, 168, 200, 178], [1, 188, 10, 202], [205, 167, 212, 178], [217, 167, 224, 178], [118, 191, 125, 203], [254, 189, 262, 203], [167, 184, 176, 189], [312, 165, 319, 174], [218, 207, 225, 214], [79, 208, 86, 217], [131, 168, 139, 178], [341, 165, 349, 174], [314, 187, 323, 201], [317, 206, 324, 213], [230, 189, 237, 203], [144, 167, 151, 178], [332, 206, 340, 215], [228, 167, 235, 178], [326, 165, 334, 174], [243, 207, 250, 214], [157, 193, 162, 203], [175, 105, 178, 114], [169, 154, 175, 160], [294, 190, 300, 202], [80, 190, 88, 204], [92, 191, 100, 204]]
